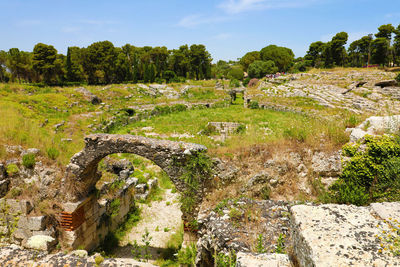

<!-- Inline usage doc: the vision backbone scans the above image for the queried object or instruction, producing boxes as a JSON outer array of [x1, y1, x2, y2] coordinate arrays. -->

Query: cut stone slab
[[26, 235, 56, 252], [370, 202, 400, 223], [290, 204, 400, 267], [236, 252, 292, 267]]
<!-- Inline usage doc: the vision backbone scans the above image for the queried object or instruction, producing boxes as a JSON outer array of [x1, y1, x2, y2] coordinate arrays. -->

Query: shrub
[[177, 243, 197, 266], [247, 78, 259, 88], [243, 77, 251, 87], [6, 164, 19, 176], [229, 79, 240, 88], [329, 135, 400, 205], [248, 101, 259, 109], [395, 73, 400, 83], [46, 147, 59, 160], [22, 153, 36, 169]]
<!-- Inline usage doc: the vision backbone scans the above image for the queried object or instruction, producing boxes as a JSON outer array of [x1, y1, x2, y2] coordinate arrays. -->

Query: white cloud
[[177, 14, 230, 28], [218, 0, 318, 14]]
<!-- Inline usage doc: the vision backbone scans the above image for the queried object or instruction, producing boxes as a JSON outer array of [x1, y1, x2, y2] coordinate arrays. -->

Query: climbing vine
[[179, 151, 213, 215]]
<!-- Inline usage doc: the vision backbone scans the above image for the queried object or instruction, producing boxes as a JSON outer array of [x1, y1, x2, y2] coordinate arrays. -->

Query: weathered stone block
[[27, 216, 46, 231], [4, 199, 33, 215], [290, 204, 398, 267], [26, 235, 56, 252], [235, 252, 291, 267]]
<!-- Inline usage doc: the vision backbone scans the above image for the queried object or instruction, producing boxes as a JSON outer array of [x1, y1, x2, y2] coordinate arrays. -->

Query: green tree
[[348, 36, 372, 67], [248, 60, 278, 78], [66, 46, 85, 82], [0, 50, 9, 82], [239, 51, 260, 71], [189, 44, 212, 80], [169, 45, 190, 78], [371, 37, 390, 66], [82, 41, 117, 84], [227, 66, 244, 80], [375, 24, 395, 40], [32, 43, 58, 84], [305, 41, 325, 67], [260, 45, 294, 72]]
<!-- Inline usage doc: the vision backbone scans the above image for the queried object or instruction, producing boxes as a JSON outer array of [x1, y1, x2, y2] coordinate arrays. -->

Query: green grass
[[111, 103, 350, 150]]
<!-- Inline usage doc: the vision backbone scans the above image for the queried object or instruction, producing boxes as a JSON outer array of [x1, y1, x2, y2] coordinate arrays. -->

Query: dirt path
[[114, 189, 182, 259]]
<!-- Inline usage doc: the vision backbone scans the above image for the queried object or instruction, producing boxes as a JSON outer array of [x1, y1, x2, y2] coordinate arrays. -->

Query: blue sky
[[1, 0, 400, 61]]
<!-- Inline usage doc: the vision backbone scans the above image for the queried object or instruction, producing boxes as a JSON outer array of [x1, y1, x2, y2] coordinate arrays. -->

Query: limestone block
[[4, 199, 33, 215], [26, 235, 56, 252], [236, 252, 291, 267], [370, 202, 400, 223], [290, 204, 399, 267], [27, 216, 46, 231]]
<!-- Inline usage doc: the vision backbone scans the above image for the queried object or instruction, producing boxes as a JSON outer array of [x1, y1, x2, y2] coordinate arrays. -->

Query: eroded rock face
[[349, 115, 400, 142], [290, 203, 400, 267], [236, 252, 292, 267], [0, 245, 157, 266], [196, 198, 291, 266], [74, 87, 102, 105]]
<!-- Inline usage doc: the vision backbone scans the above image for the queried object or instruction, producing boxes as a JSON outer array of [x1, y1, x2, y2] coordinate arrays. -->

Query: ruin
[[61, 134, 208, 250]]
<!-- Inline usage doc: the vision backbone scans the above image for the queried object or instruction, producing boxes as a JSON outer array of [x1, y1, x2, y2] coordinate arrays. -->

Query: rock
[[375, 80, 398, 88], [236, 252, 291, 267], [135, 184, 147, 194], [0, 164, 6, 181], [349, 115, 400, 142], [213, 158, 239, 185], [119, 169, 131, 180], [0, 179, 9, 197], [54, 121, 65, 131], [75, 87, 102, 104], [2, 199, 33, 215], [26, 235, 56, 252], [311, 151, 341, 177], [370, 202, 400, 222], [147, 178, 158, 190], [70, 249, 88, 258], [196, 199, 291, 265], [290, 203, 399, 267], [22, 148, 40, 156], [246, 171, 271, 188]]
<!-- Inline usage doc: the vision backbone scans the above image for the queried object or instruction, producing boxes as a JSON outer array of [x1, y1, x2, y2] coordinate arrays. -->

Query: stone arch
[[64, 134, 207, 217]]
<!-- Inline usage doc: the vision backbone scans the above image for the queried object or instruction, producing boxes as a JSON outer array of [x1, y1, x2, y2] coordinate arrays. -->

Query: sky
[[1, 0, 400, 62]]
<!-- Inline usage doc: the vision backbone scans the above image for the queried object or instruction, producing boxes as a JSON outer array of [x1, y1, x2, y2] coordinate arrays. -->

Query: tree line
[[213, 23, 400, 82], [0, 41, 212, 85], [304, 24, 400, 68]]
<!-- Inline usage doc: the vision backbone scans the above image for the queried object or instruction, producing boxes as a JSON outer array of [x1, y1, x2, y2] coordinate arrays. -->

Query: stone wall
[[0, 199, 55, 250], [61, 176, 144, 251]]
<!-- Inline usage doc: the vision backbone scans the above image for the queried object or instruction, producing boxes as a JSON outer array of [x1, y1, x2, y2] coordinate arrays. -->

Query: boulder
[[290, 203, 399, 267], [375, 80, 398, 88], [236, 252, 291, 267], [349, 115, 400, 142], [75, 87, 102, 105], [26, 235, 56, 252], [311, 151, 341, 177]]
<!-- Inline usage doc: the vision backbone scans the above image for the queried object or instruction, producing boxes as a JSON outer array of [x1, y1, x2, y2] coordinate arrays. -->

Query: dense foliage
[[329, 135, 400, 205], [0, 41, 212, 85]]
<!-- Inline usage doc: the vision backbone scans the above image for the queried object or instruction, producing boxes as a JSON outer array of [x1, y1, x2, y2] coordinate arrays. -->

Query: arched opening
[[94, 153, 184, 263], [60, 134, 209, 255]]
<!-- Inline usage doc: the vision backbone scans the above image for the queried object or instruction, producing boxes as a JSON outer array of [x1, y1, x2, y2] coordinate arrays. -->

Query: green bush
[[329, 135, 400, 205], [46, 147, 59, 160], [248, 101, 259, 109], [395, 73, 400, 83], [242, 77, 251, 87], [229, 79, 240, 88], [6, 164, 19, 176], [22, 153, 36, 169]]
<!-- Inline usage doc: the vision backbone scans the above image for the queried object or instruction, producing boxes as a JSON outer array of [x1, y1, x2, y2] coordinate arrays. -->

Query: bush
[[247, 78, 259, 88], [396, 73, 400, 83], [22, 153, 36, 169], [6, 164, 19, 176], [329, 135, 400, 205], [248, 101, 259, 109], [229, 79, 240, 88], [248, 60, 278, 78], [46, 147, 59, 160], [243, 77, 251, 87]]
